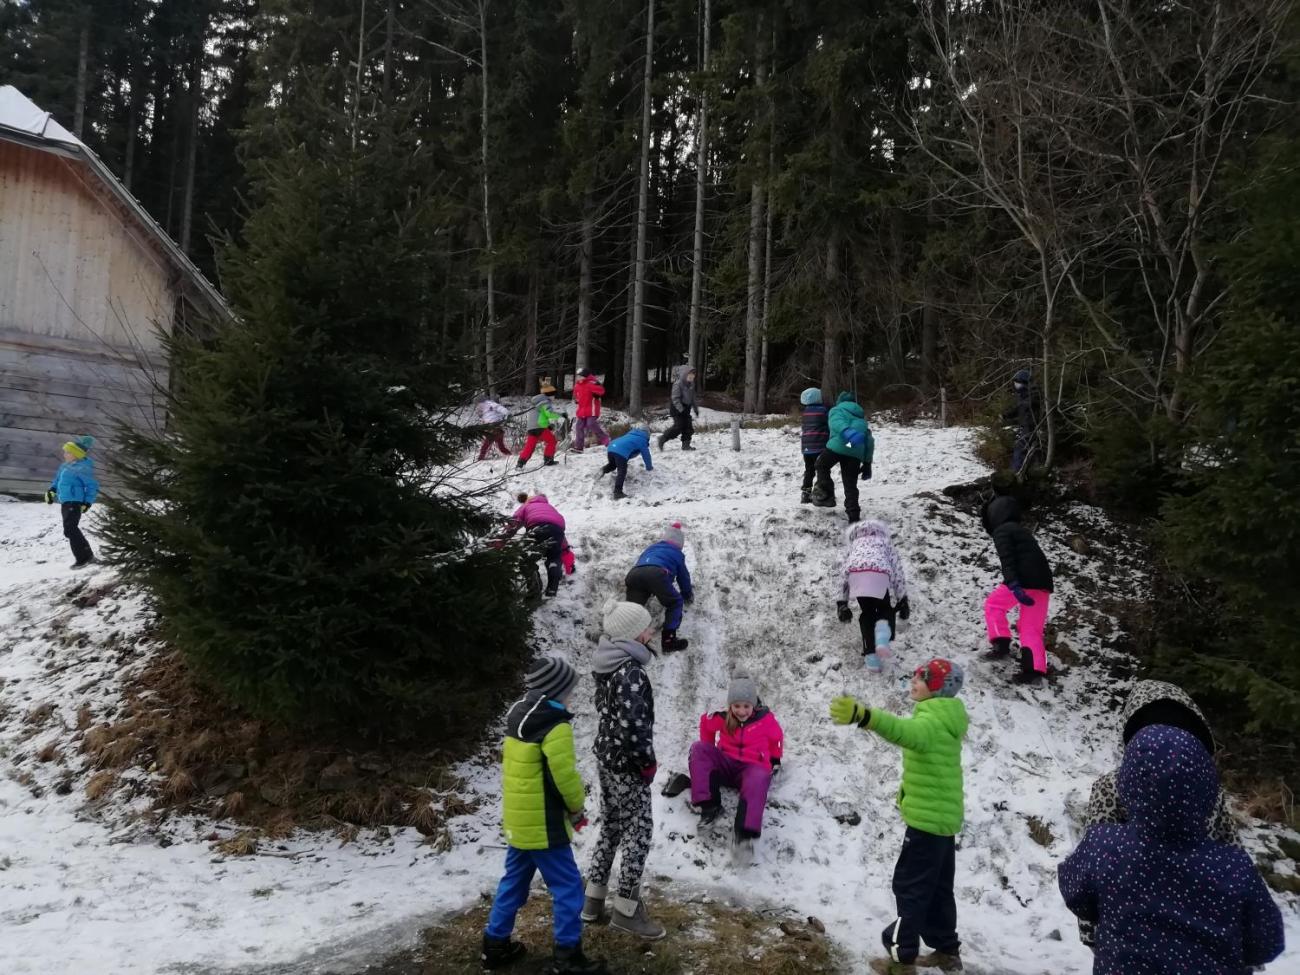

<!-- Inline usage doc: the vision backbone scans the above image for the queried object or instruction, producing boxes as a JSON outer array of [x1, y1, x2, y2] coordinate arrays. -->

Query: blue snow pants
[[485, 844, 584, 949]]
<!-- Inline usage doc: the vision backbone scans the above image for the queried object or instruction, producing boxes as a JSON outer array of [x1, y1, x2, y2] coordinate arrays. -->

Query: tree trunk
[[123, 92, 138, 192], [742, 25, 768, 414], [73, 13, 90, 140], [524, 267, 539, 395], [383, 0, 395, 100], [757, 145, 774, 413], [622, 235, 636, 400], [920, 199, 939, 389], [576, 197, 594, 374], [478, 0, 498, 395], [1039, 256, 1057, 471], [686, 0, 711, 373], [627, 0, 655, 416], [179, 47, 203, 256], [820, 228, 842, 400]]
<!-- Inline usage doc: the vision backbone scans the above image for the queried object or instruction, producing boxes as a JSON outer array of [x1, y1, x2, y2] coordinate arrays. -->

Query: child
[[499, 493, 572, 597], [517, 382, 560, 469], [624, 523, 693, 652], [45, 435, 99, 569], [475, 394, 512, 460], [572, 369, 610, 452], [835, 521, 912, 672], [688, 675, 783, 857], [812, 391, 874, 523], [1059, 725, 1284, 975], [980, 486, 1053, 684], [482, 656, 604, 974], [584, 600, 664, 940], [799, 387, 830, 503], [830, 658, 968, 975], [658, 364, 698, 451], [600, 425, 653, 500]]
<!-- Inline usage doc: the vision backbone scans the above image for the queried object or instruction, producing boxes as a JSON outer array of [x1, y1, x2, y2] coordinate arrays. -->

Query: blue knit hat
[[800, 388, 823, 406], [1013, 369, 1031, 385], [62, 435, 95, 459]]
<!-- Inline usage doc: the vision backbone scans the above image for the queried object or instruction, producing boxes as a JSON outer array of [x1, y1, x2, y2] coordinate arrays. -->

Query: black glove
[[770, 758, 781, 775], [683, 593, 694, 606], [44, 490, 56, 504], [693, 405, 700, 417], [836, 601, 853, 623], [860, 463, 872, 481], [897, 596, 910, 621]]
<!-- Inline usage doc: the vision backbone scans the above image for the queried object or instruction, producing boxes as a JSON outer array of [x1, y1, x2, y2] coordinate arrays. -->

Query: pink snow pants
[[984, 584, 1051, 672]]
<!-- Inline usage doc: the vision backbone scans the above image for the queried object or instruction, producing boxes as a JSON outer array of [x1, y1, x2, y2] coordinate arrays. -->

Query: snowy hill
[[0, 420, 1296, 974]]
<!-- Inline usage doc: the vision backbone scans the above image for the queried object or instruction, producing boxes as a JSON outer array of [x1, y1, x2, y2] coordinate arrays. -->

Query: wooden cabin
[[0, 85, 227, 496]]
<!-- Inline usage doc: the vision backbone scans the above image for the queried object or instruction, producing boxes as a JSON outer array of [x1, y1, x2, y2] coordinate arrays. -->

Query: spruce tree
[[103, 93, 533, 739]]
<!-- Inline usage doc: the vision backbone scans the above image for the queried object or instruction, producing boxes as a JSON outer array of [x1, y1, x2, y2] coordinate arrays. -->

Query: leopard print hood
[[1119, 680, 1215, 754]]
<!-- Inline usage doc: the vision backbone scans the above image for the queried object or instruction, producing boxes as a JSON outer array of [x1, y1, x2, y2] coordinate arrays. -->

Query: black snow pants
[[62, 502, 94, 564], [813, 449, 861, 519], [527, 523, 565, 594], [881, 827, 960, 964]]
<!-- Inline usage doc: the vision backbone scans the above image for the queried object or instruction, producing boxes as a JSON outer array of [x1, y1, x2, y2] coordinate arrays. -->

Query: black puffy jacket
[[982, 495, 1053, 591]]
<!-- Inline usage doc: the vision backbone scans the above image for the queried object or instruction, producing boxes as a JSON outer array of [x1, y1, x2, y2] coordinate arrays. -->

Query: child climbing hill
[[498, 493, 573, 598], [813, 392, 873, 523], [572, 369, 610, 452], [980, 487, 1054, 684], [799, 387, 830, 504], [45, 435, 99, 569], [517, 382, 560, 469], [600, 426, 653, 500], [624, 523, 693, 652], [835, 520, 911, 672]]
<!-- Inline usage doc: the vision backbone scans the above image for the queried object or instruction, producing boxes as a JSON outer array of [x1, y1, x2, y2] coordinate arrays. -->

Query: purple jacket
[[508, 495, 566, 533]]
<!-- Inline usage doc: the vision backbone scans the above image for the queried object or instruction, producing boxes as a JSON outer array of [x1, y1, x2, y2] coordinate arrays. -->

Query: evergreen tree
[[102, 90, 533, 738]]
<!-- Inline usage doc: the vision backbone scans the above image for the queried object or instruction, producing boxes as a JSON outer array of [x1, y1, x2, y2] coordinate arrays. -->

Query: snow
[[0, 421, 1296, 974]]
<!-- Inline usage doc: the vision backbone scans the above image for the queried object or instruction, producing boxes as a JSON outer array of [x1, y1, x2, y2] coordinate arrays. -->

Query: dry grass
[[75, 703, 93, 731], [1232, 776, 1298, 830], [214, 831, 259, 857], [1026, 815, 1055, 847], [84, 770, 118, 801], [23, 702, 56, 728], [403, 894, 844, 974], [35, 742, 62, 763]]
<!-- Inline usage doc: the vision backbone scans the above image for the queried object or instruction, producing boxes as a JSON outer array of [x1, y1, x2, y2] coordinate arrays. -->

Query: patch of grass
[[35, 742, 62, 763], [1026, 815, 1055, 847], [399, 894, 843, 974], [214, 831, 259, 857], [84, 770, 118, 801]]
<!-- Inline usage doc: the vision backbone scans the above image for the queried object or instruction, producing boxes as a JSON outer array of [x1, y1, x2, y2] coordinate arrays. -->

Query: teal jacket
[[867, 696, 968, 836], [827, 393, 874, 463]]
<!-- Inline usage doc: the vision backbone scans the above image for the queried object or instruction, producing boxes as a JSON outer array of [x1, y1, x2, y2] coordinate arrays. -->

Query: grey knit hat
[[662, 521, 685, 548], [525, 655, 580, 701], [603, 599, 653, 642], [727, 674, 758, 706]]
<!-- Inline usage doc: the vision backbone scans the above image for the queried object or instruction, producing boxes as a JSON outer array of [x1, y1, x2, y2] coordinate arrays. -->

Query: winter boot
[[1010, 646, 1046, 685], [800, 488, 812, 504], [580, 880, 610, 924], [915, 950, 964, 971], [543, 456, 558, 467], [612, 488, 627, 501], [847, 510, 861, 524], [661, 629, 689, 652], [982, 636, 1012, 660], [656, 434, 668, 450], [546, 943, 606, 974], [71, 557, 97, 570], [681, 443, 696, 451], [695, 802, 722, 826], [515, 457, 527, 470], [864, 652, 883, 673], [869, 960, 917, 975], [481, 934, 526, 970], [609, 887, 666, 940], [661, 772, 691, 798], [810, 488, 836, 508]]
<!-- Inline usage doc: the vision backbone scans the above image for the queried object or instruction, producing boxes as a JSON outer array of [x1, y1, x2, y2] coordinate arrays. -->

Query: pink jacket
[[699, 708, 784, 767], [509, 494, 566, 532]]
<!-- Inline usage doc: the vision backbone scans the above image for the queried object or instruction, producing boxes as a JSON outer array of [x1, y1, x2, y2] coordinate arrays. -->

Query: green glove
[[829, 696, 870, 727], [44, 490, 56, 504]]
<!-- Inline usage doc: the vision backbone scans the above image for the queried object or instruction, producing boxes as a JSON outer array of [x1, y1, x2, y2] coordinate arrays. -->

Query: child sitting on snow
[[830, 659, 967, 975], [688, 675, 783, 856], [835, 520, 912, 671], [1059, 724, 1284, 975]]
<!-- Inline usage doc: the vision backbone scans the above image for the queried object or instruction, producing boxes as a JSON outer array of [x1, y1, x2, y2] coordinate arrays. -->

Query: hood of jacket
[[1120, 680, 1215, 754], [592, 637, 652, 675], [1118, 724, 1218, 848], [832, 399, 865, 420], [525, 493, 550, 506], [917, 695, 970, 738], [835, 391, 855, 405], [530, 393, 549, 406], [847, 519, 891, 544], [504, 690, 572, 743], [800, 388, 823, 406], [622, 429, 650, 450], [982, 495, 1022, 534]]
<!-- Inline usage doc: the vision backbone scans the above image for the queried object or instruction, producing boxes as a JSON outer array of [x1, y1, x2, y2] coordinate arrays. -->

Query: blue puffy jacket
[[634, 541, 692, 600], [50, 458, 99, 505], [608, 430, 653, 470], [1059, 725, 1284, 974]]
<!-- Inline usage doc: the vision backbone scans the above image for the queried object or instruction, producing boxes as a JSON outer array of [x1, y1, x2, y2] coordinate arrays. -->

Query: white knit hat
[[662, 521, 685, 548], [603, 599, 653, 642]]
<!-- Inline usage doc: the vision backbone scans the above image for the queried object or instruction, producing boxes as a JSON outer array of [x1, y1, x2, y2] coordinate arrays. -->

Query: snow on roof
[[0, 85, 79, 146], [0, 85, 229, 320]]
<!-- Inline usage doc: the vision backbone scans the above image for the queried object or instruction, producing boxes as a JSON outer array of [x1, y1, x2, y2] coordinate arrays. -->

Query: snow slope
[[0, 422, 1295, 974]]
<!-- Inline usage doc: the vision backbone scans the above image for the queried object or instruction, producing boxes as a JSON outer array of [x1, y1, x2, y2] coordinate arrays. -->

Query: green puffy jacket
[[867, 696, 968, 836], [827, 394, 874, 463], [500, 691, 586, 849]]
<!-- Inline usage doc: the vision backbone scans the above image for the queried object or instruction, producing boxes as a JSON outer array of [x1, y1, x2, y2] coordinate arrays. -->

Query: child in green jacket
[[831, 658, 968, 975], [483, 656, 604, 974], [517, 381, 562, 469]]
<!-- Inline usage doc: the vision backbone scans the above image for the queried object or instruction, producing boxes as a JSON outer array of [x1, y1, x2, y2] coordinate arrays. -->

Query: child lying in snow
[[688, 675, 783, 855]]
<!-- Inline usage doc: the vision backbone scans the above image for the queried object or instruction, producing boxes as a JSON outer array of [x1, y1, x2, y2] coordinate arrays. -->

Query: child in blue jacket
[[799, 388, 830, 504], [45, 435, 99, 569], [624, 523, 693, 652], [600, 426, 653, 500], [1059, 724, 1284, 975]]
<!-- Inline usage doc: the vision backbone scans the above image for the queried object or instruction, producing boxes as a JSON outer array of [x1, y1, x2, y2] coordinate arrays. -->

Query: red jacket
[[699, 708, 784, 767], [573, 375, 605, 419]]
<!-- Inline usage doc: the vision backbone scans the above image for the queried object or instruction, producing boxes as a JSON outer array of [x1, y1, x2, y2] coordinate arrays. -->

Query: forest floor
[[1, 415, 1298, 974]]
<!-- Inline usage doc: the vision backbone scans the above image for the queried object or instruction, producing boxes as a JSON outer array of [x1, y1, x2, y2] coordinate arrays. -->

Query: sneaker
[[481, 934, 526, 970], [864, 653, 883, 673], [609, 888, 665, 940], [983, 637, 1012, 660], [916, 950, 964, 971]]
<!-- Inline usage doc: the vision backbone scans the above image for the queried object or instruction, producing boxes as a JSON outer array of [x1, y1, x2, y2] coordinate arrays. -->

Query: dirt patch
[[367, 893, 843, 974], [78, 650, 482, 843], [1026, 815, 1055, 847]]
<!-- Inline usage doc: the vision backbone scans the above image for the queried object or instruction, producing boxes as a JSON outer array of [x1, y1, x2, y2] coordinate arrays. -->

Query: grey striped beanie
[[525, 655, 580, 701]]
